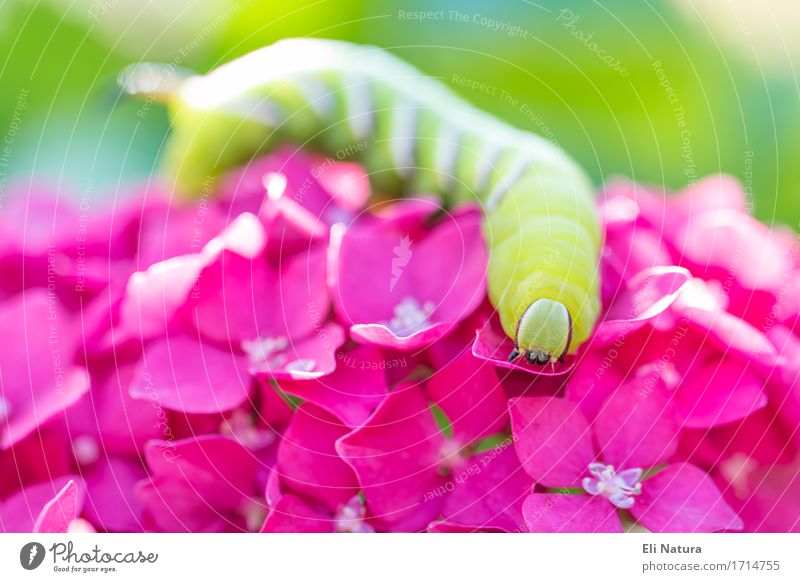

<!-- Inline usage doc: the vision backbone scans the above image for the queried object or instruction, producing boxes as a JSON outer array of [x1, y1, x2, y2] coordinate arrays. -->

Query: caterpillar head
[[508, 298, 573, 366]]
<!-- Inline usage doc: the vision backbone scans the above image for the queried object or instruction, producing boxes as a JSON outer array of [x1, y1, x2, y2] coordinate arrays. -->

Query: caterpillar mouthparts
[[509, 298, 573, 365]]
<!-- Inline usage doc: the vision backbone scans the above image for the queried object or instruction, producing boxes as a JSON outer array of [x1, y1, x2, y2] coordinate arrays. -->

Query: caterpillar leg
[[508, 298, 573, 366]]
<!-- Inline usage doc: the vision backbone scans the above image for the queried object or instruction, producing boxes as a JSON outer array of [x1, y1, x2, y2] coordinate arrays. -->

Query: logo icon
[[390, 235, 413, 291], [20, 542, 46, 570]]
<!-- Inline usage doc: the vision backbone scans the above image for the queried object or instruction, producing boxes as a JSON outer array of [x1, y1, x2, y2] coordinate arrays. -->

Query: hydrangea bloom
[[511, 382, 741, 532], [0, 154, 798, 534]]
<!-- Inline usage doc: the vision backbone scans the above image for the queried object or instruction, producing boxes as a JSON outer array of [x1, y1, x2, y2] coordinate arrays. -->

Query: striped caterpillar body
[[160, 38, 601, 362]]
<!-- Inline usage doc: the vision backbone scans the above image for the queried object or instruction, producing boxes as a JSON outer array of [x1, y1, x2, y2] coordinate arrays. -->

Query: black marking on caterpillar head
[[510, 299, 574, 366]]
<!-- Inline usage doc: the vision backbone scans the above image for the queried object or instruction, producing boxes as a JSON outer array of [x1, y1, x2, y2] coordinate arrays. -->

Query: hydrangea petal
[[442, 444, 532, 532], [130, 331, 252, 414], [277, 403, 359, 511], [0, 290, 89, 448], [675, 359, 767, 428], [631, 463, 743, 532], [472, 317, 576, 376], [522, 493, 623, 533], [33, 480, 83, 533], [260, 493, 334, 533], [336, 385, 445, 528], [592, 266, 691, 345], [425, 351, 508, 445], [83, 457, 146, 532], [0, 476, 81, 533], [509, 397, 595, 488], [279, 346, 388, 427], [593, 378, 679, 469]]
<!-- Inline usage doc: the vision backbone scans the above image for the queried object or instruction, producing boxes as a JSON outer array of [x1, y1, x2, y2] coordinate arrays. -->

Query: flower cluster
[[0, 150, 798, 532]]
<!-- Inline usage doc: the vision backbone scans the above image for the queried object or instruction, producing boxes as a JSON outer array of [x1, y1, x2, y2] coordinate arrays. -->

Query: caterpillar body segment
[[161, 38, 602, 361]]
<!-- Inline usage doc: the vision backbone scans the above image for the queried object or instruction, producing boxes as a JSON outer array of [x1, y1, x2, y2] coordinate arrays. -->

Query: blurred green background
[[1, 0, 798, 227]]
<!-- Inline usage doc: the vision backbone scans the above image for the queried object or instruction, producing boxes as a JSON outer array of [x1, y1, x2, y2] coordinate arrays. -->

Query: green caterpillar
[[150, 38, 601, 364]]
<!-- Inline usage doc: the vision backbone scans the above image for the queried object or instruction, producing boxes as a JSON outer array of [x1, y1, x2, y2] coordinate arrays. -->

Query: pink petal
[[592, 266, 691, 345], [134, 477, 224, 532], [685, 306, 780, 370], [631, 463, 743, 532], [277, 403, 359, 511], [83, 457, 145, 532], [522, 493, 623, 532], [67, 358, 162, 456], [33, 480, 83, 533], [260, 493, 333, 533], [767, 325, 800, 443], [135, 197, 228, 268], [329, 204, 486, 351], [425, 351, 508, 445], [509, 397, 595, 488], [336, 385, 446, 528], [144, 435, 260, 509], [442, 444, 532, 532], [472, 317, 576, 376], [349, 321, 454, 351], [593, 377, 679, 469], [734, 459, 800, 532], [675, 358, 767, 428], [565, 349, 624, 419], [0, 290, 90, 448], [187, 229, 328, 346], [678, 209, 791, 295], [0, 476, 81, 533], [279, 345, 388, 427], [119, 253, 206, 342], [138, 435, 262, 532], [130, 331, 252, 414], [249, 322, 346, 381], [312, 158, 371, 212]]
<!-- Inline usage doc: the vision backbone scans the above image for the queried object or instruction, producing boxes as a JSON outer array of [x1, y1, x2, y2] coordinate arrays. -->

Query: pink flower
[[511, 381, 742, 532], [261, 404, 371, 533], [567, 279, 775, 428], [602, 175, 799, 328], [337, 352, 508, 531], [217, 147, 370, 258], [329, 201, 487, 351], [429, 443, 532, 533], [121, 213, 343, 415], [278, 345, 389, 428], [472, 266, 690, 375], [135, 435, 266, 532], [0, 477, 85, 533], [0, 290, 89, 449]]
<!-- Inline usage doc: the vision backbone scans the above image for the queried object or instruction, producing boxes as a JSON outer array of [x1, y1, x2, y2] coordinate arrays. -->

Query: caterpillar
[[144, 38, 601, 364]]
